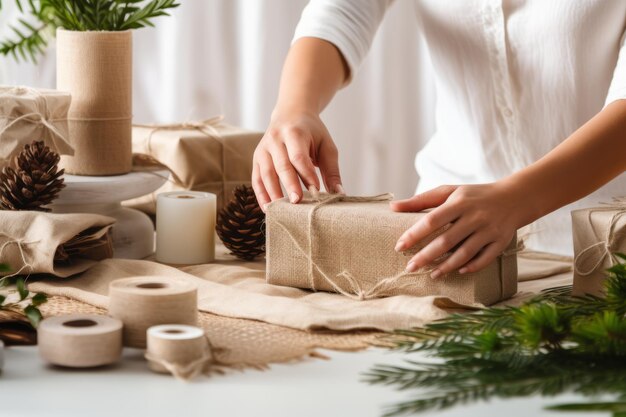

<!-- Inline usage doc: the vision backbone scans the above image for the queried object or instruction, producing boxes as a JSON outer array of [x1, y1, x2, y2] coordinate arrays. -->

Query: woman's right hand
[[252, 108, 344, 210]]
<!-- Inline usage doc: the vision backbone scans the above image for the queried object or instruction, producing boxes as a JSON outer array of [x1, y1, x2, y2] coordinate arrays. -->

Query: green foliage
[[365, 255, 626, 417], [0, 275, 47, 328], [0, 0, 180, 62]]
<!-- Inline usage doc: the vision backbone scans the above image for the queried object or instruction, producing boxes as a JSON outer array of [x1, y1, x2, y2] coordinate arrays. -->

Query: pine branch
[[366, 255, 626, 416]]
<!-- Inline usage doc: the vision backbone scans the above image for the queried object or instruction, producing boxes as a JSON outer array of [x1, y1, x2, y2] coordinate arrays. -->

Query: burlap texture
[[266, 195, 517, 306], [572, 200, 626, 296], [56, 29, 132, 175], [0, 86, 73, 168], [127, 120, 262, 212], [31, 250, 572, 370], [0, 212, 114, 278]]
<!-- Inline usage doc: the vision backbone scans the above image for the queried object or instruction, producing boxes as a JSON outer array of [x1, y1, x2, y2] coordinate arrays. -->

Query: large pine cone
[[0, 141, 65, 212], [216, 185, 265, 261]]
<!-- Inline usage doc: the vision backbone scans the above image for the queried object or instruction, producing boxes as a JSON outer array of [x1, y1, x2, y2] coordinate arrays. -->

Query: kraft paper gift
[[128, 118, 262, 212], [266, 193, 518, 306], [0, 212, 115, 278], [0, 86, 73, 168], [572, 198, 626, 296]]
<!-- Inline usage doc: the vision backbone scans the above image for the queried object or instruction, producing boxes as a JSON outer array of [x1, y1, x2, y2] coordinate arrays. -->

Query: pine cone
[[216, 185, 265, 261], [0, 141, 65, 212]]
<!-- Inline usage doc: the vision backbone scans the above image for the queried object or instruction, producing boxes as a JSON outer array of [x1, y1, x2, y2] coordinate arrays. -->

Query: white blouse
[[293, 0, 626, 256]]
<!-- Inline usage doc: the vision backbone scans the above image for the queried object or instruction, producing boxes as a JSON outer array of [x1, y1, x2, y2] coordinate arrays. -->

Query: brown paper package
[[0, 86, 73, 169], [127, 121, 262, 212], [56, 29, 132, 175], [0, 212, 115, 278], [572, 203, 626, 296], [266, 195, 518, 306]]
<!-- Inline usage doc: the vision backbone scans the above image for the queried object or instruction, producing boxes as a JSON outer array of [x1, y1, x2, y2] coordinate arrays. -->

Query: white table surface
[[0, 346, 590, 417]]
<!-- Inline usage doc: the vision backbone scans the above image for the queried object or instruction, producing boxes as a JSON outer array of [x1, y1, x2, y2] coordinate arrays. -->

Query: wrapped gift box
[[266, 193, 518, 306], [127, 119, 262, 212], [0, 86, 73, 168], [572, 199, 626, 296]]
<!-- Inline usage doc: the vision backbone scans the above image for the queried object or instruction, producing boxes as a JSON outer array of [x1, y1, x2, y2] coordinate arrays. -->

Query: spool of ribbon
[[37, 314, 123, 368], [145, 324, 211, 381], [108, 276, 198, 348]]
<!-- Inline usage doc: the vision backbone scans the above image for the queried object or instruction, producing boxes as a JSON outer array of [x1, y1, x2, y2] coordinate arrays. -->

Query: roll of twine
[[145, 324, 211, 381], [108, 277, 198, 348], [37, 314, 123, 368]]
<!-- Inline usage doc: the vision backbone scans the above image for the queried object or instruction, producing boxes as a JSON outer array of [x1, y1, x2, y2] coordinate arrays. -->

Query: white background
[[0, 0, 437, 199]]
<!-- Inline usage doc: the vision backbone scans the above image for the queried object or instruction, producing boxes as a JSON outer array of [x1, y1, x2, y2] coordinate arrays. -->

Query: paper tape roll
[[38, 314, 123, 368], [109, 276, 198, 348], [146, 324, 210, 380]]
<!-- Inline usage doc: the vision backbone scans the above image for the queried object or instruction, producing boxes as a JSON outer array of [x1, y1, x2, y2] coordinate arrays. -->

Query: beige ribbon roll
[[108, 276, 198, 348], [37, 314, 123, 368], [145, 324, 211, 381]]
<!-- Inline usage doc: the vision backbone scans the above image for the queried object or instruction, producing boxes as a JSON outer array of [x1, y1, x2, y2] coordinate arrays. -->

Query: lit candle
[[156, 191, 216, 264]]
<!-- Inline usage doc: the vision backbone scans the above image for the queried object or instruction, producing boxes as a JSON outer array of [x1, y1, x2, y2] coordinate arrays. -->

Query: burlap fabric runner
[[29, 245, 572, 369]]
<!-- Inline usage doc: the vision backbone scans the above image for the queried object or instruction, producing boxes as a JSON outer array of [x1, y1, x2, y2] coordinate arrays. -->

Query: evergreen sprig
[[0, 266, 47, 327], [0, 0, 180, 62], [364, 254, 626, 417]]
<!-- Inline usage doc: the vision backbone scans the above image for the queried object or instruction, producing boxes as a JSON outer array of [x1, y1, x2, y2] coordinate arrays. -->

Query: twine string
[[0, 233, 40, 280], [574, 197, 626, 276]]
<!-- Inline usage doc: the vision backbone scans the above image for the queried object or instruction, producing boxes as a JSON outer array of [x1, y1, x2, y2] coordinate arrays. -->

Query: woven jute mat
[[39, 295, 384, 370]]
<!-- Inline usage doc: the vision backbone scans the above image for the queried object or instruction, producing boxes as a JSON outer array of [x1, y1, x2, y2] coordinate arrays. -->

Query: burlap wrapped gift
[[127, 117, 262, 212], [0, 86, 73, 168], [572, 198, 626, 296], [0, 212, 115, 278], [266, 193, 518, 306]]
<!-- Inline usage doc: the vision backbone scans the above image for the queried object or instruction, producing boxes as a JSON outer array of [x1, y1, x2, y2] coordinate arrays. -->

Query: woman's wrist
[[496, 173, 546, 229]]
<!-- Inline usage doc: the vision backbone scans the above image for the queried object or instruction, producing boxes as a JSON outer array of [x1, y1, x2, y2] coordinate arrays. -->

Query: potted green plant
[[0, 0, 180, 176]]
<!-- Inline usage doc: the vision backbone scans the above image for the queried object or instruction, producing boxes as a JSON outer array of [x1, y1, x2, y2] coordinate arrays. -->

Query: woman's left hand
[[391, 182, 528, 278]]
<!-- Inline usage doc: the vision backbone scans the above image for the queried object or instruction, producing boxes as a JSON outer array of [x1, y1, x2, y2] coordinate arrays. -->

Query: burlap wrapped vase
[[128, 118, 262, 212], [572, 198, 626, 296], [56, 29, 132, 175], [0, 212, 115, 278], [0, 86, 73, 169], [266, 193, 518, 306]]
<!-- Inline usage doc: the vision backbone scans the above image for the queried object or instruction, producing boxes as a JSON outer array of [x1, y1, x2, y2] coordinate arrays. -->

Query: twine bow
[[0, 86, 72, 156], [0, 233, 39, 280], [574, 197, 626, 277]]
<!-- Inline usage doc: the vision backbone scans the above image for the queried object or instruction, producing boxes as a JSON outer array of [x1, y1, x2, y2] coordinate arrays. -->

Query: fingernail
[[430, 269, 442, 279], [405, 261, 417, 273], [289, 192, 300, 204], [395, 240, 406, 252], [459, 267, 468, 274], [335, 184, 345, 195]]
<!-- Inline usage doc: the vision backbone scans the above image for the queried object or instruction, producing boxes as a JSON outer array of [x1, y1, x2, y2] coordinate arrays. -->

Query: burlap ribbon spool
[[37, 314, 123, 368], [145, 324, 212, 381], [572, 197, 626, 295], [0, 86, 73, 167], [267, 189, 519, 305], [108, 277, 198, 348], [56, 29, 132, 175]]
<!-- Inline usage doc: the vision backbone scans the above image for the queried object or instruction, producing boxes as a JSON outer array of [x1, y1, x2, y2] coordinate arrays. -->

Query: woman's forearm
[[505, 99, 626, 227], [274, 37, 349, 116]]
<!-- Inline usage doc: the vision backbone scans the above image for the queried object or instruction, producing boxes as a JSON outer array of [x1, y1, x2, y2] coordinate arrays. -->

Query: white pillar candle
[[156, 191, 216, 264]]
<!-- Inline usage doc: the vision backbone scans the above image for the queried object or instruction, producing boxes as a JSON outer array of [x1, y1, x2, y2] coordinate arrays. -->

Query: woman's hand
[[391, 182, 528, 278], [252, 109, 343, 210]]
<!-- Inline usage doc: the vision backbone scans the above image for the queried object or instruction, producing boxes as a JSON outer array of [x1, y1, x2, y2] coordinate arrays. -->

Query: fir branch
[[366, 255, 626, 416]]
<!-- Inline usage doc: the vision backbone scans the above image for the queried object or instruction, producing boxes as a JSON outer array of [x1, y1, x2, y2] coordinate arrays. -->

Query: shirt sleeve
[[292, 0, 394, 84], [605, 29, 626, 106]]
